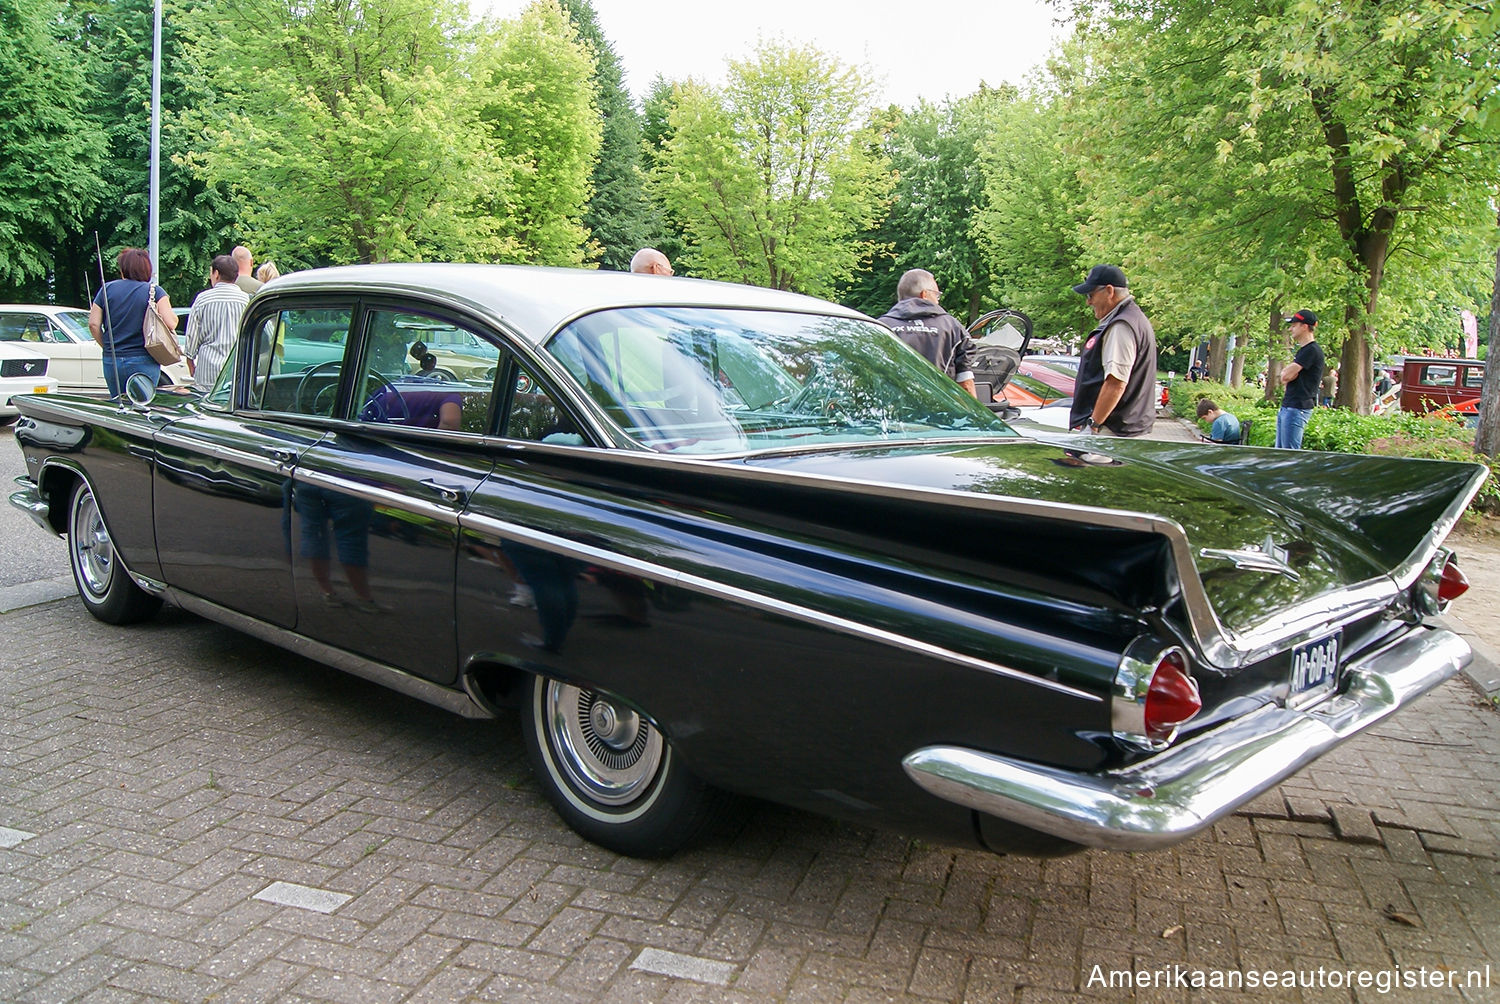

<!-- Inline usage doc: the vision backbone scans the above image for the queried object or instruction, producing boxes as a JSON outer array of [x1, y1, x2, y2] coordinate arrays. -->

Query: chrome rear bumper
[[902, 626, 1469, 850]]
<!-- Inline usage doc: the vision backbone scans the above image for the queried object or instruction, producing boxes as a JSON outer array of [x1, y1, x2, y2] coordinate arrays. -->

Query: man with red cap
[[1276, 309, 1323, 449]]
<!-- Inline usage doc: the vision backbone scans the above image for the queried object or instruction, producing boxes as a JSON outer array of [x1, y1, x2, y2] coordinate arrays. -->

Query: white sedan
[[0, 341, 58, 421], [0, 304, 192, 394]]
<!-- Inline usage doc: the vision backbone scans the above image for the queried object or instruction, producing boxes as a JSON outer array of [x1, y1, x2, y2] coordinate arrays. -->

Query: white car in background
[[0, 341, 57, 422], [0, 304, 192, 394]]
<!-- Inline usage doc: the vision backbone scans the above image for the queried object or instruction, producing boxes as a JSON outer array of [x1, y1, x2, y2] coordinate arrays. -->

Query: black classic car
[[9, 265, 1486, 858]]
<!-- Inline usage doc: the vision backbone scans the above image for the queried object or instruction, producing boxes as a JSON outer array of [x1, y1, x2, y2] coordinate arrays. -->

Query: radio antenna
[[93, 233, 123, 400]]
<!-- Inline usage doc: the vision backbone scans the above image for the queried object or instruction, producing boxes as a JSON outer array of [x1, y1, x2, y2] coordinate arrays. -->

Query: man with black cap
[[1068, 264, 1157, 437], [1276, 308, 1323, 449]]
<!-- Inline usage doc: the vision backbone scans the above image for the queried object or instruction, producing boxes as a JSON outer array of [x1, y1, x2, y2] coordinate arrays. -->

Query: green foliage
[[181, 0, 510, 267], [476, 0, 602, 266], [558, 0, 648, 270], [846, 89, 1011, 322], [973, 88, 1091, 343], [1063, 0, 1499, 411], [637, 74, 688, 271], [648, 41, 892, 298], [0, 0, 107, 294]]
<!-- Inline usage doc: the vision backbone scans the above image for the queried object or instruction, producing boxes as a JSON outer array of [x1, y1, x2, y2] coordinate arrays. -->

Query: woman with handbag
[[88, 247, 177, 397]]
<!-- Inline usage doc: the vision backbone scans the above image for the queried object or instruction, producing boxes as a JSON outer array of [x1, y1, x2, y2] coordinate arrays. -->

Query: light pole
[[148, 0, 163, 279]]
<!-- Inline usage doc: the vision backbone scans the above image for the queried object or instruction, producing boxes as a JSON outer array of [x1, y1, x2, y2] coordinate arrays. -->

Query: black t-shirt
[[1282, 340, 1324, 410]]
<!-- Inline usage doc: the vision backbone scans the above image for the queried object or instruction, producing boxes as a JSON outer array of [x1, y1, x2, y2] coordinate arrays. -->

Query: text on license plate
[[1290, 632, 1341, 702]]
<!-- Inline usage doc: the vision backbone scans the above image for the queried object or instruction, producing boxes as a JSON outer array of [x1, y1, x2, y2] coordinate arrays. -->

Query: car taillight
[[1438, 557, 1468, 603], [1113, 642, 1201, 752], [1417, 550, 1467, 614], [1143, 651, 1201, 743]]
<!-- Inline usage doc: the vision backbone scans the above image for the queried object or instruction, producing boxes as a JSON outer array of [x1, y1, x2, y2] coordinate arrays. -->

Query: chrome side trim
[[154, 432, 291, 477], [129, 574, 167, 595], [295, 468, 462, 526], [165, 589, 493, 720], [461, 512, 1099, 702], [902, 626, 1469, 851]]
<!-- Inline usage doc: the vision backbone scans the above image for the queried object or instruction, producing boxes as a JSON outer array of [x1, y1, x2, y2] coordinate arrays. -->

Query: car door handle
[[267, 447, 297, 466], [420, 479, 466, 504]]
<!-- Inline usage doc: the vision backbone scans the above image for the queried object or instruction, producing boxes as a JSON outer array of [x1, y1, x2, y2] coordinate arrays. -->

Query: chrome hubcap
[[545, 681, 663, 806], [71, 490, 113, 597]]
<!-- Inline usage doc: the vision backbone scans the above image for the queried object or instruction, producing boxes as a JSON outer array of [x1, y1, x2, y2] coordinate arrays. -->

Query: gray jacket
[[876, 298, 975, 384]]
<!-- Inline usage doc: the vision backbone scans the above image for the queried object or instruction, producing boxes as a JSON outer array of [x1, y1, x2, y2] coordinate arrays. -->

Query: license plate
[[1290, 631, 1340, 705], [34, 386, 49, 393]]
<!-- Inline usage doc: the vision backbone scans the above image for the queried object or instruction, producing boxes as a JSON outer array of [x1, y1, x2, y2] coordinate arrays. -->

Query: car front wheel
[[67, 480, 161, 624], [521, 673, 729, 857]]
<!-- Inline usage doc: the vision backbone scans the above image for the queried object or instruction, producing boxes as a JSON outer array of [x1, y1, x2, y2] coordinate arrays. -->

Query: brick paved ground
[[1, 597, 1496, 1003]]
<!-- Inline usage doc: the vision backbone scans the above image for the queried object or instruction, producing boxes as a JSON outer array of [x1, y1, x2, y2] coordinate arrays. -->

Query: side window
[[353, 310, 494, 434], [245, 307, 355, 416], [1420, 365, 1457, 387], [502, 364, 578, 444], [1464, 367, 1484, 389], [0, 314, 47, 342]]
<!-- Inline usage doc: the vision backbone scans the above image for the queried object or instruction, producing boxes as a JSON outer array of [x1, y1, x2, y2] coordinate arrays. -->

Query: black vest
[[1070, 297, 1157, 436]]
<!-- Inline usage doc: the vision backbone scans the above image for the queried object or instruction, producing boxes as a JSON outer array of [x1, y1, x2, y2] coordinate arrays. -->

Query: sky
[[477, 0, 1071, 108]]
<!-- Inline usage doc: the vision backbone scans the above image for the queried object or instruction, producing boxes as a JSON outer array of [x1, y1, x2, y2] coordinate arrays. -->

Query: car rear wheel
[[521, 673, 730, 857], [68, 480, 161, 624]]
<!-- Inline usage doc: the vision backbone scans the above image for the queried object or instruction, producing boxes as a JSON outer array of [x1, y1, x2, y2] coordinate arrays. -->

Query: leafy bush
[[1168, 379, 1274, 445]]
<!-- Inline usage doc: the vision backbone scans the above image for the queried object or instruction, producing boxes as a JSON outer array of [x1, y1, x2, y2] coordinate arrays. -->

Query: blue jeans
[[1276, 407, 1312, 449], [101, 351, 161, 398]]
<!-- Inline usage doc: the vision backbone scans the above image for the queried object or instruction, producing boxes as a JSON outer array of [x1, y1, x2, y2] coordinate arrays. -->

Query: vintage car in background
[[1398, 356, 1485, 415], [0, 303, 192, 392], [0, 340, 57, 421], [8, 265, 1485, 858]]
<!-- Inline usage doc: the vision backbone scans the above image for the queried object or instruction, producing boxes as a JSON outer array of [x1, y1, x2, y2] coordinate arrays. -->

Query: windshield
[[545, 307, 1016, 454], [54, 309, 92, 341]]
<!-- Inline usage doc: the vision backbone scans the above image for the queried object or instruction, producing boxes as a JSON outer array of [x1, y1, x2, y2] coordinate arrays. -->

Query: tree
[[1066, 0, 1500, 412], [638, 74, 688, 270], [83, 0, 240, 305], [648, 41, 892, 298], [558, 0, 648, 270], [0, 0, 107, 298], [973, 88, 1092, 344], [1478, 211, 1500, 458], [476, 0, 601, 267], [847, 89, 1010, 322], [182, 0, 511, 266]]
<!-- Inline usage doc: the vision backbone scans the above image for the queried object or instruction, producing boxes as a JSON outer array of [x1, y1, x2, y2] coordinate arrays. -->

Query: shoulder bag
[[143, 283, 183, 365]]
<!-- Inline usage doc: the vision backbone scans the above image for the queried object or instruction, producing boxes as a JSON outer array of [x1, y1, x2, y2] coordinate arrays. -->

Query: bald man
[[630, 248, 673, 276], [232, 246, 264, 295]]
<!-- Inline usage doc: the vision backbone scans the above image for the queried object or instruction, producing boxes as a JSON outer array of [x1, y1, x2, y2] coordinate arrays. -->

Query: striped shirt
[[185, 281, 249, 388]]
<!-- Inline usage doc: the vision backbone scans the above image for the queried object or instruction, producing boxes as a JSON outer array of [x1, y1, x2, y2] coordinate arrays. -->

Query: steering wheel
[[293, 360, 343, 415], [357, 373, 409, 424]]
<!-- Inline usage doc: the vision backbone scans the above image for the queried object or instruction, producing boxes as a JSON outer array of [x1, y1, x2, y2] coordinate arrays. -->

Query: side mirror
[[124, 372, 157, 407]]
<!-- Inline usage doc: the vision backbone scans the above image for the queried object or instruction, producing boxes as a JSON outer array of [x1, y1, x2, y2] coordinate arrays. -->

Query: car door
[[47, 309, 105, 391], [152, 305, 355, 627], [289, 304, 495, 685]]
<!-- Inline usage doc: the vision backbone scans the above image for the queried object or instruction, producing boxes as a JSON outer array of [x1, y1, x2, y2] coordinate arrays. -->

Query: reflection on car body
[[8, 264, 1487, 860]]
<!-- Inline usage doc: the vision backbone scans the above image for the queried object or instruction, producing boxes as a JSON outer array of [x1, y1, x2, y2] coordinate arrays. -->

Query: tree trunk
[[1209, 333, 1227, 385], [1475, 209, 1500, 459], [1264, 304, 1284, 403]]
